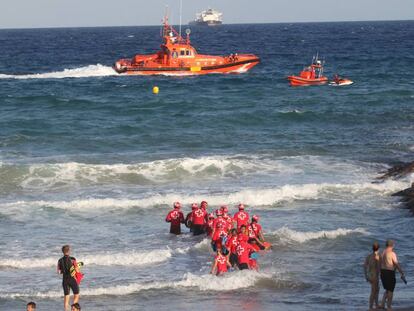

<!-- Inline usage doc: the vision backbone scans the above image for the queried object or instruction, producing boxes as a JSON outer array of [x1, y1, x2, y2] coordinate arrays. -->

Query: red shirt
[[237, 232, 249, 243], [223, 214, 233, 230], [213, 217, 228, 230], [192, 208, 206, 225], [215, 254, 228, 274], [212, 228, 228, 242], [251, 223, 262, 236], [166, 209, 184, 225], [236, 241, 255, 264], [233, 211, 250, 228], [226, 235, 239, 254]]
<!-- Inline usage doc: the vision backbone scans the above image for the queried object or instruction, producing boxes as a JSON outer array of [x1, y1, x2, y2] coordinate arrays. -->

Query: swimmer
[[57, 245, 80, 311], [364, 241, 381, 311], [26, 302, 36, 311], [165, 202, 185, 235], [210, 248, 231, 276], [233, 203, 250, 229], [71, 303, 81, 311]]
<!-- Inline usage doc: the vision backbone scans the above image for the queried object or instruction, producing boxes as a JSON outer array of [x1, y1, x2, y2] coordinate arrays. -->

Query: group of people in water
[[22, 203, 408, 311], [165, 201, 271, 275]]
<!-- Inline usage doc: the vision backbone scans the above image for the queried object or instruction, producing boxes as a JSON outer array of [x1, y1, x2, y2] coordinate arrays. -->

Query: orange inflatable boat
[[288, 55, 328, 86], [113, 15, 260, 76]]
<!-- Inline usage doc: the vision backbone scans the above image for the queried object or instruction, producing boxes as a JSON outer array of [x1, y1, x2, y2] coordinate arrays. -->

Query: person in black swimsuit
[[57, 245, 80, 311]]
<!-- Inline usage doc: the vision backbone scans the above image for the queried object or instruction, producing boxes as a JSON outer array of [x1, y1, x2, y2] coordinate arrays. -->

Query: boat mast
[[179, 0, 183, 39]]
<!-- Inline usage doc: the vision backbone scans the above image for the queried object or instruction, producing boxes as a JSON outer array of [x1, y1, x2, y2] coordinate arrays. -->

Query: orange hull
[[287, 76, 328, 86], [116, 54, 260, 76]]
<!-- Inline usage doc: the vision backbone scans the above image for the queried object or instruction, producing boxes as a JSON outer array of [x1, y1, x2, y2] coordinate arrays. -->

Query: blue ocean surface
[[0, 21, 413, 310]]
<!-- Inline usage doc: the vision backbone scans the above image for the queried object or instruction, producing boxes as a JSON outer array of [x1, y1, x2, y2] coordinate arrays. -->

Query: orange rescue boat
[[113, 15, 260, 76], [288, 55, 328, 86]]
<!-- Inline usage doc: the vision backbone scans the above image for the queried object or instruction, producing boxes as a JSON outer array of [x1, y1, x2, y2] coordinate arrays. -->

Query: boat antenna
[[179, 0, 183, 39]]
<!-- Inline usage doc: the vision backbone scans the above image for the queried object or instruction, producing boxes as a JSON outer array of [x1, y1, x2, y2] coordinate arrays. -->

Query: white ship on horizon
[[189, 8, 223, 26]]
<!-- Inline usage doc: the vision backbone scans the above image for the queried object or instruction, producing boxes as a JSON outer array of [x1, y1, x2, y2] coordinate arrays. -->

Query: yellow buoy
[[152, 86, 159, 94]]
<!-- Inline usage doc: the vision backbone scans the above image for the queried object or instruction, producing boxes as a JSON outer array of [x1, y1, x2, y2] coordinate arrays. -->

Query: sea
[[0, 21, 413, 310]]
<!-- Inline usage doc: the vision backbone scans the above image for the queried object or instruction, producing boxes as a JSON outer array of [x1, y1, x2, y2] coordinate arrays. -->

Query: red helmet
[[252, 215, 259, 222], [191, 203, 198, 210], [220, 205, 228, 213], [173, 202, 181, 209], [200, 201, 208, 208], [216, 209, 223, 216], [238, 203, 245, 210]]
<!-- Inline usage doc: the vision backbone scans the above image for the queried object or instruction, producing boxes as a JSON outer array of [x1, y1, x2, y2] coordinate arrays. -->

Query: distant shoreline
[[0, 18, 413, 31]]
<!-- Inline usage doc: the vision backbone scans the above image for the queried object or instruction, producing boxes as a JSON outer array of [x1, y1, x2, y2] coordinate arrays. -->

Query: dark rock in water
[[391, 183, 414, 214], [392, 185, 414, 197], [377, 161, 414, 181]]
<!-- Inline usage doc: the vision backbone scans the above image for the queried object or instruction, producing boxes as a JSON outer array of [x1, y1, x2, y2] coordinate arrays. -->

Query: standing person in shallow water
[[379, 240, 406, 310], [364, 242, 381, 311], [57, 245, 80, 311], [165, 202, 185, 235], [210, 248, 231, 276], [191, 203, 207, 236], [233, 203, 250, 230]]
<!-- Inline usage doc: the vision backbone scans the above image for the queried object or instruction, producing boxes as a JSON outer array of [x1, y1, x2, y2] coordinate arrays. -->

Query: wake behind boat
[[113, 14, 259, 76]]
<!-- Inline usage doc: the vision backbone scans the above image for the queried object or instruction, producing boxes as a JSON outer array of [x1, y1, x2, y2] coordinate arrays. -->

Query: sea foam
[[3, 155, 293, 190], [1, 271, 272, 298], [0, 249, 173, 269], [272, 226, 368, 244], [0, 64, 117, 80], [4, 178, 409, 212]]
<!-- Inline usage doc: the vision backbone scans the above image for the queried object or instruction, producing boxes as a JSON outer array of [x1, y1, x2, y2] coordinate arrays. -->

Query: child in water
[[210, 248, 231, 276]]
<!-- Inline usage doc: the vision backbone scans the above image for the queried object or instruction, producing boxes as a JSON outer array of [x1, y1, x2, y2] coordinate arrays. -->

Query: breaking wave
[[272, 227, 368, 244], [3, 178, 408, 211], [0, 64, 117, 80], [1, 271, 274, 298], [0, 249, 173, 269], [0, 155, 294, 190]]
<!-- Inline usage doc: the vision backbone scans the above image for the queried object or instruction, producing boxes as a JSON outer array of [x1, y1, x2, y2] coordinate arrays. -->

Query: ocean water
[[0, 21, 414, 310]]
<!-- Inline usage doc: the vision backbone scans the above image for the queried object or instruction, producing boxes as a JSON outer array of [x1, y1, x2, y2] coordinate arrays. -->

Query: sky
[[0, 0, 413, 29]]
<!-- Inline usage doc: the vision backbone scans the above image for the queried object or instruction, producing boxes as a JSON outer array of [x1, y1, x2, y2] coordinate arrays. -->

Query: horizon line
[[0, 18, 413, 31]]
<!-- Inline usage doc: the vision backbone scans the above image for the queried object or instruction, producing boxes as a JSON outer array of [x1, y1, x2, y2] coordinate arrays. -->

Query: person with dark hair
[[71, 303, 81, 311], [226, 228, 239, 268], [364, 242, 381, 310], [379, 240, 406, 310], [57, 245, 80, 311], [26, 302, 36, 311], [210, 248, 231, 276]]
